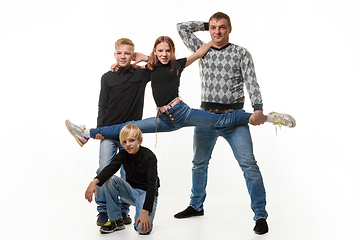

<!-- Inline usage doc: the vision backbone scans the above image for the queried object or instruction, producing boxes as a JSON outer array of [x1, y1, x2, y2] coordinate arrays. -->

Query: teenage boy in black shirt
[[94, 38, 150, 226], [85, 124, 159, 235]]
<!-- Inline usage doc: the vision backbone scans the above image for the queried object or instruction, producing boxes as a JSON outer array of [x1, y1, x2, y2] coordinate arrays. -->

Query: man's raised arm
[[176, 21, 208, 53]]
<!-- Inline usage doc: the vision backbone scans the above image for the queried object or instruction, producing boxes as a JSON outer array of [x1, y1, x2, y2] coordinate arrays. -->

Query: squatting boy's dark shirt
[[95, 146, 160, 212]]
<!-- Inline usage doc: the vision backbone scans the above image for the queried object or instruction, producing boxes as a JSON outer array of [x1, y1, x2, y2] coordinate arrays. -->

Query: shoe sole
[[271, 112, 296, 128], [123, 220, 132, 225], [65, 120, 85, 147], [254, 230, 268, 235], [174, 212, 204, 219], [99, 225, 125, 234]]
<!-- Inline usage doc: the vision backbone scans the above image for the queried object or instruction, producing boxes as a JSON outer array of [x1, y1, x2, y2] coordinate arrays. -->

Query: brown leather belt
[[158, 97, 182, 114], [202, 108, 235, 114]]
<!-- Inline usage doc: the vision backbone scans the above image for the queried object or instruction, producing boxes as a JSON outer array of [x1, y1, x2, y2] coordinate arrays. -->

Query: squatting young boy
[[85, 124, 159, 234]]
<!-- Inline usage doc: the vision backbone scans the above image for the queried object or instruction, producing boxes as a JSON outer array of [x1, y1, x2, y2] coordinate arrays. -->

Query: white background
[[1, 0, 359, 239]]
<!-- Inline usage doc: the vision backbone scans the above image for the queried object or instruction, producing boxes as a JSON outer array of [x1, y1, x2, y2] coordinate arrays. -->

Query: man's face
[[209, 18, 232, 47], [122, 135, 142, 155], [114, 44, 134, 68]]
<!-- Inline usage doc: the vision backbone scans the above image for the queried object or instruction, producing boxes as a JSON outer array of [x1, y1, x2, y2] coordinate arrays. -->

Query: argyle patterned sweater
[[177, 21, 263, 111]]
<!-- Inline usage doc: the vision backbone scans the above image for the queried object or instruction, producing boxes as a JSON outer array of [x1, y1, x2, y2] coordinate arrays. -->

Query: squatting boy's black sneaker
[[122, 213, 132, 225], [100, 218, 125, 234], [96, 212, 108, 226], [253, 218, 269, 235], [174, 206, 204, 219]]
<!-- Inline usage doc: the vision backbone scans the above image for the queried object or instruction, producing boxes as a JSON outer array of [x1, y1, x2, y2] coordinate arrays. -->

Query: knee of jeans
[[134, 224, 152, 235], [104, 176, 117, 191], [192, 157, 210, 169], [192, 163, 208, 173], [241, 164, 261, 180]]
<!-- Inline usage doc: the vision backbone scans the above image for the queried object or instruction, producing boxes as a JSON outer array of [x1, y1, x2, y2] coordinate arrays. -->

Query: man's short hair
[[209, 12, 231, 27], [115, 38, 135, 51], [119, 124, 142, 143]]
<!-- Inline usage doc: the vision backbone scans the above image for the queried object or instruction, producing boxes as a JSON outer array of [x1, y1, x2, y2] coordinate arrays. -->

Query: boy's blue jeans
[[90, 101, 252, 138], [95, 139, 129, 215], [104, 176, 158, 234]]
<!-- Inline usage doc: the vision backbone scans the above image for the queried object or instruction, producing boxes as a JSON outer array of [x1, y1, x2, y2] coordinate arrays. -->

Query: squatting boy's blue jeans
[[190, 122, 268, 220], [104, 176, 158, 234], [90, 101, 252, 139], [95, 139, 129, 215]]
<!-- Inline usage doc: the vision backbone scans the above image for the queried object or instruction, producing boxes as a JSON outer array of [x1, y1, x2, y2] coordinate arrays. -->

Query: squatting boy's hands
[[85, 179, 99, 203], [136, 210, 151, 233]]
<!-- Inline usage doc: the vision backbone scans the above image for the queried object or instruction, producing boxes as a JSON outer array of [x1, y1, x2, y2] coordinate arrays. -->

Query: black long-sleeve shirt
[[95, 146, 160, 212], [97, 66, 150, 128], [146, 58, 187, 107]]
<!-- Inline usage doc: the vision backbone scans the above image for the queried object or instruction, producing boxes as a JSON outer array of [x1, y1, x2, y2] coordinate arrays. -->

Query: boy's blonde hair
[[119, 124, 142, 144], [115, 38, 135, 51]]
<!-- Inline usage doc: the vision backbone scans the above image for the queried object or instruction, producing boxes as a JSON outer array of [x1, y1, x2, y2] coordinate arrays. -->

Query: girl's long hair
[[147, 36, 179, 73]]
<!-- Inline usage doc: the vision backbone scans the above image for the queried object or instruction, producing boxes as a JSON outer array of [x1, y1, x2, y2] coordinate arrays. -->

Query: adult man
[[175, 12, 269, 234], [94, 38, 150, 226]]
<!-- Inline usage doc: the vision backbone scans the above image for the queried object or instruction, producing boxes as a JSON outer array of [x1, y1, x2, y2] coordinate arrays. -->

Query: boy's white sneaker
[[65, 120, 89, 147]]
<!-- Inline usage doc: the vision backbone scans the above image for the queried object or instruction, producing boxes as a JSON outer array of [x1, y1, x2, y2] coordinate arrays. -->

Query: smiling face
[[122, 134, 142, 155], [209, 18, 232, 48], [114, 44, 134, 69], [153, 41, 173, 65]]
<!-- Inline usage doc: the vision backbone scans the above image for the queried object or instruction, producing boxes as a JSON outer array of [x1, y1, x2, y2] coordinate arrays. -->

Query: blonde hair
[[119, 124, 142, 144], [115, 38, 135, 51]]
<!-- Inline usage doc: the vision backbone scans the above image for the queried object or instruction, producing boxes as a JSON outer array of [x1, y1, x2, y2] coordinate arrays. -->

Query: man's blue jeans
[[190, 123, 268, 221], [95, 139, 129, 215], [104, 176, 158, 234], [90, 101, 252, 138]]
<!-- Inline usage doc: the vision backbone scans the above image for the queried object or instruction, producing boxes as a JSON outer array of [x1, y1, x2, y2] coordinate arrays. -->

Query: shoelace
[[273, 117, 287, 136], [104, 217, 123, 227], [104, 221, 112, 226], [104, 220, 117, 227], [273, 117, 288, 127]]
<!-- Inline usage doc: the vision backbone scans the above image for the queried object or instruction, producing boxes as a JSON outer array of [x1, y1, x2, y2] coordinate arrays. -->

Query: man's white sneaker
[[65, 120, 89, 147], [268, 112, 296, 128]]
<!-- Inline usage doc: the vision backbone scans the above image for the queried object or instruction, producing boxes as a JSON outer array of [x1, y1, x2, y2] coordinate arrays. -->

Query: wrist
[[204, 22, 209, 30]]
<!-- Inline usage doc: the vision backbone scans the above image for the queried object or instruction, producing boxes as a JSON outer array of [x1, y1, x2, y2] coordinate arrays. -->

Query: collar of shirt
[[210, 43, 231, 51], [117, 65, 135, 75], [127, 146, 145, 163]]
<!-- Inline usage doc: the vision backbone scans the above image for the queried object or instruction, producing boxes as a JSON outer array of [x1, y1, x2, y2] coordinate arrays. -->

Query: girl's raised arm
[[185, 41, 212, 67]]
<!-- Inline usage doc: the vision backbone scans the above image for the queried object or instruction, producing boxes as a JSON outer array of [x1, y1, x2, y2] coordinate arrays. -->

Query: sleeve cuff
[[253, 104, 263, 111], [204, 22, 209, 30]]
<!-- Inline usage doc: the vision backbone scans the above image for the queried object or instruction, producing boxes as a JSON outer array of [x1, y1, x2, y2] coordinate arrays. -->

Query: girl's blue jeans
[[90, 101, 252, 139]]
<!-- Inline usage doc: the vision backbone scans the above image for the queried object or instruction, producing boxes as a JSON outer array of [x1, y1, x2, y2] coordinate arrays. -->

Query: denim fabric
[[90, 101, 252, 138], [95, 139, 129, 214], [190, 123, 268, 220], [104, 176, 157, 234]]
